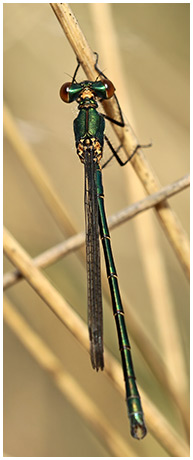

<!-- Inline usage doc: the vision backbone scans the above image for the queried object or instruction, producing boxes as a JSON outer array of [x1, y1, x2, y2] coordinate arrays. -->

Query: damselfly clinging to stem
[[60, 53, 148, 440]]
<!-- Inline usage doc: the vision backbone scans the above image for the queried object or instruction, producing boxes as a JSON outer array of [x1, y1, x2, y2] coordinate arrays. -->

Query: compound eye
[[60, 82, 72, 103], [103, 79, 115, 99]]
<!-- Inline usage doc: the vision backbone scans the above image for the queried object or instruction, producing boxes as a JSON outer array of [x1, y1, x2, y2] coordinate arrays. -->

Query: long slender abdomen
[[96, 164, 147, 439]]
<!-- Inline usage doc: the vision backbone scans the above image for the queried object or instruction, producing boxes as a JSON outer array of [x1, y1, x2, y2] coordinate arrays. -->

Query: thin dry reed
[[89, 2, 189, 437], [3, 227, 190, 456], [3, 3, 190, 456], [4, 296, 137, 457], [4, 99, 190, 431], [50, 3, 190, 280]]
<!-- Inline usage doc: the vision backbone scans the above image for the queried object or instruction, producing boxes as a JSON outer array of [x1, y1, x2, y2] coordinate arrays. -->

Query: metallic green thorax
[[74, 106, 105, 150], [72, 83, 106, 164]]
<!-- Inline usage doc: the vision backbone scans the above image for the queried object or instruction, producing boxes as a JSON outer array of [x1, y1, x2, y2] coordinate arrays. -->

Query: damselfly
[[60, 54, 147, 440]]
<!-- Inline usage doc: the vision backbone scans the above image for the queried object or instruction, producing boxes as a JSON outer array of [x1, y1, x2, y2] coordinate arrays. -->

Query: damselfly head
[[60, 79, 115, 104]]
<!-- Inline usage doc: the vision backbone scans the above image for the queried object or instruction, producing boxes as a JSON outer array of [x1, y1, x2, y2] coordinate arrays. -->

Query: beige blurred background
[[3, 3, 189, 457]]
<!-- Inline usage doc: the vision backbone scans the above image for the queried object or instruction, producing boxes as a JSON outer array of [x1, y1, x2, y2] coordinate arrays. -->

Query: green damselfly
[[60, 54, 147, 440]]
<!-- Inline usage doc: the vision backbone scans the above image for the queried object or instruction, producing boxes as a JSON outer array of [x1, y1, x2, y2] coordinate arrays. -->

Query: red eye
[[103, 79, 115, 99], [60, 82, 72, 103]]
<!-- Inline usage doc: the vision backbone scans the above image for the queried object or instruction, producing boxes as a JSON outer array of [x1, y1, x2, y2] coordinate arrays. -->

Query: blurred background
[[3, 3, 189, 457]]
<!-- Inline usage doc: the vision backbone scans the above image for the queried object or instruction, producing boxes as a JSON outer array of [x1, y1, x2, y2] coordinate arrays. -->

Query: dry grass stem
[[50, 3, 189, 281], [3, 227, 190, 456], [50, 2, 190, 437], [4, 4, 189, 456], [4, 297, 137, 457], [3, 175, 190, 423], [3, 104, 79, 240], [3, 173, 189, 291], [4, 100, 187, 420], [3, 2, 189, 440], [89, 2, 190, 437]]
